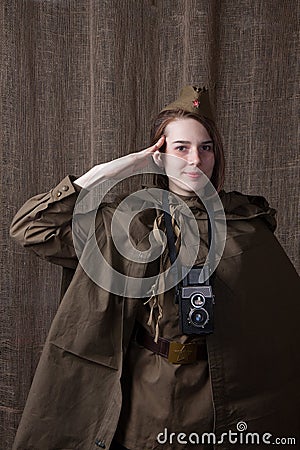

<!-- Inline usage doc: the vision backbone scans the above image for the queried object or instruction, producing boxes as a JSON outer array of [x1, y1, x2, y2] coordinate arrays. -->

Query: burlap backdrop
[[1, 0, 299, 447]]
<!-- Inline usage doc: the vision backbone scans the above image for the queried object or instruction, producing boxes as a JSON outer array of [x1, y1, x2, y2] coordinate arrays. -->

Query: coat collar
[[141, 184, 277, 232]]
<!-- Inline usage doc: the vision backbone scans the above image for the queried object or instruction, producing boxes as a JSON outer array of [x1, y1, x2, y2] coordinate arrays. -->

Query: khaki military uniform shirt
[[115, 293, 214, 450], [115, 201, 215, 450]]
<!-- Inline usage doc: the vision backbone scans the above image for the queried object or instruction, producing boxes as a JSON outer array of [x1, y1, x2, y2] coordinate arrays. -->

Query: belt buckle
[[168, 341, 197, 364]]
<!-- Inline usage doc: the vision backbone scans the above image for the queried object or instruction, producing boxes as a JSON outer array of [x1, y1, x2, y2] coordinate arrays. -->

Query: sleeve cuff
[[51, 175, 81, 201]]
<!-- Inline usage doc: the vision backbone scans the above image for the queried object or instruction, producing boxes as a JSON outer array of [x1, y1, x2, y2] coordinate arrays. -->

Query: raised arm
[[73, 135, 165, 190], [9, 137, 165, 268]]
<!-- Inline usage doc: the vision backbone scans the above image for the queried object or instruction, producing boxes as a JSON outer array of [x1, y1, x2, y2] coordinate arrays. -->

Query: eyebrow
[[171, 140, 213, 145]]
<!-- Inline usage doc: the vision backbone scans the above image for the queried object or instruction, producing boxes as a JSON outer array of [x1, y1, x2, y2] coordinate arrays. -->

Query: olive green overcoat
[[10, 176, 300, 450]]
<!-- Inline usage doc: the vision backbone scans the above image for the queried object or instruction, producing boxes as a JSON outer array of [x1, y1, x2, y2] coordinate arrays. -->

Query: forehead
[[165, 118, 211, 140]]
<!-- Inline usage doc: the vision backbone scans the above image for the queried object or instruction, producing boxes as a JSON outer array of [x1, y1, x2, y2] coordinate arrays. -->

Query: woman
[[10, 86, 300, 450]]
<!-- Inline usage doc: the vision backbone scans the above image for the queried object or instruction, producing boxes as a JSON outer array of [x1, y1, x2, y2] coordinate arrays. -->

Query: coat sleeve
[[9, 175, 85, 269]]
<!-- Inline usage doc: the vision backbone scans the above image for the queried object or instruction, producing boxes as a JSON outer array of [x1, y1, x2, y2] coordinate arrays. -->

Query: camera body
[[178, 265, 214, 335]]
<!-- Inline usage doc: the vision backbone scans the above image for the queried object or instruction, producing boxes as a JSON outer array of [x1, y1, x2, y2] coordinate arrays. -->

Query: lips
[[184, 171, 201, 178]]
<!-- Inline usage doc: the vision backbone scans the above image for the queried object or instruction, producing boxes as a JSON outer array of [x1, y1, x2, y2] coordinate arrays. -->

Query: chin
[[170, 182, 202, 196], [167, 173, 210, 196]]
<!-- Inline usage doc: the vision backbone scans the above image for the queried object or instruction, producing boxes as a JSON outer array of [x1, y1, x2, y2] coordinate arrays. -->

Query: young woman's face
[[162, 118, 215, 196]]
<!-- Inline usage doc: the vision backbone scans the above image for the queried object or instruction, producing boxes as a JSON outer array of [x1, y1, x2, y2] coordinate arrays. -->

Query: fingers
[[152, 135, 165, 152], [137, 135, 165, 160], [152, 135, 165, 168], [152, 138, 165, 169]]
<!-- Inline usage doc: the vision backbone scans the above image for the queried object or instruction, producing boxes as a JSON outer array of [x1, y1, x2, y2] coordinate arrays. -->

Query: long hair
[[149, 109, 225, 192]]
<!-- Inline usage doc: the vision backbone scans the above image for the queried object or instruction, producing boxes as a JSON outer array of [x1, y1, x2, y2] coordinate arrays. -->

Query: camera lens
[[191, 293, 205, 308], [189, 308, 209, 327]]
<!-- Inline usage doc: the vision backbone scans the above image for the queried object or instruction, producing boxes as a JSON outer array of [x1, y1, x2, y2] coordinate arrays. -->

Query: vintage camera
[[178, 265, 214, 335]]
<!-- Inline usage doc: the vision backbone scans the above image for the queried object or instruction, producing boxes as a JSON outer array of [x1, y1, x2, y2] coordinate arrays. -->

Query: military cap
[[160, 85, 214, 121]]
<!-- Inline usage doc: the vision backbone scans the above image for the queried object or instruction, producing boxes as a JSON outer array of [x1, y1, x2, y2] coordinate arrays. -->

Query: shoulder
[[219, 190, 277, 232]]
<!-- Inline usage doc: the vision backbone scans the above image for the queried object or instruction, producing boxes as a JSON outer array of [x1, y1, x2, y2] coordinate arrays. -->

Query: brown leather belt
[[135, 325, 207, 364]]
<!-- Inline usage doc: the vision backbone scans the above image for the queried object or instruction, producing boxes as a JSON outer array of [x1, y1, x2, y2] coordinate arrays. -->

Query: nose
[[187, 148, 201, 166]]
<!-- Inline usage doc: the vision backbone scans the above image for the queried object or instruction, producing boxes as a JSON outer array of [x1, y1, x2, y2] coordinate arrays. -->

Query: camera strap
[[162, 191, 178, 266], [162, 190, 180, 303], [162, 190, 215, 286]]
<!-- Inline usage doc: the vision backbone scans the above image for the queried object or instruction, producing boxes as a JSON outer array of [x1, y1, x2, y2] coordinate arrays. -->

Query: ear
[[152, 151, 165, 169]]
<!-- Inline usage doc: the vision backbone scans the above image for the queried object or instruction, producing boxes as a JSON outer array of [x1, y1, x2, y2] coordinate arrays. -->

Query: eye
[[200, 144, 213, 152], [175, 146, 187, 152]]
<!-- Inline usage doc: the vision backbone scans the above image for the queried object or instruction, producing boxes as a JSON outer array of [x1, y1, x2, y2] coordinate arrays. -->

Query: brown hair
[[149, 109, 225, 192]]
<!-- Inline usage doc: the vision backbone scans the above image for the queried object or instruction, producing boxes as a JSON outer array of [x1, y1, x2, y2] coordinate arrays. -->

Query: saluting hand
[[74, 136, 165, 190]]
